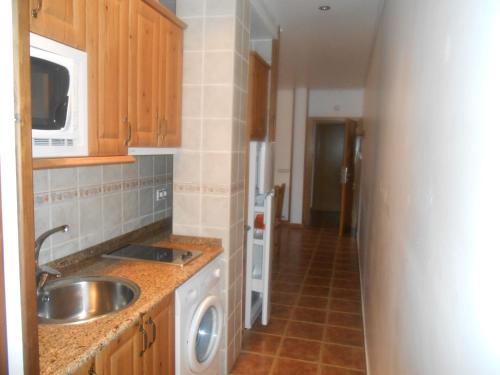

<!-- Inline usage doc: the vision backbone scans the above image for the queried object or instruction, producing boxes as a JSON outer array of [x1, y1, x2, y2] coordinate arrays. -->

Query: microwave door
[[31, 56, 70, 131]]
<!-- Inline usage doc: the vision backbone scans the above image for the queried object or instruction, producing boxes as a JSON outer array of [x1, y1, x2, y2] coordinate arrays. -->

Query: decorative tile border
[[173, 182, 245, 195], [34, 176, 170, 206]]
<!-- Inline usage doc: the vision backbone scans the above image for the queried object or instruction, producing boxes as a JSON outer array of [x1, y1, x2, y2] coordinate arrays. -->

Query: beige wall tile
[[182, 86, 203, 117], [183, 51, 203, 84], [182, 119, 202, 150], [202, 119, 233, 152], [201, 195, 230, 227], [183, 18, 204, 51], [203, 85, 234, 118], [205, 17, 235, 50], [202, 152, 232, 186], [174, 193, 201, 226], [206, 0, 235, 16], [204, 51, 234, 84], [174, 152, 201, 184]]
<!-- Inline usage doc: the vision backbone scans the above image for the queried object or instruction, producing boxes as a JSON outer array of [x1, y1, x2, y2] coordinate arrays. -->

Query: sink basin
[[37, 275, 140, 324]]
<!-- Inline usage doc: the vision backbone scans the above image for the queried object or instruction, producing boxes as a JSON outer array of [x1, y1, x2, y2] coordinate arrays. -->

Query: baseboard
[[357, 244, 370, 375]]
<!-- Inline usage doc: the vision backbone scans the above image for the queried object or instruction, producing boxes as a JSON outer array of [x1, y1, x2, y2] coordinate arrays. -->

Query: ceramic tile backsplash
[[175, 0, 250, 371], [33, 156, 173, 264]]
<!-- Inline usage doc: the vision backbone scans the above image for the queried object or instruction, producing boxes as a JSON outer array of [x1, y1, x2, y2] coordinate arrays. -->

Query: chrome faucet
[[35, 225, 68, 294]]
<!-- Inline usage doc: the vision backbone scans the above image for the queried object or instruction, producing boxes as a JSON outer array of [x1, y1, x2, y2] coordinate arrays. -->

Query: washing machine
[[175, 255, 224, 375]]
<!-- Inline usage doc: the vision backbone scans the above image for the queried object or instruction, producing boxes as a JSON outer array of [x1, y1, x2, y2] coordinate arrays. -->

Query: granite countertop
[[38, 233, 223, 375]]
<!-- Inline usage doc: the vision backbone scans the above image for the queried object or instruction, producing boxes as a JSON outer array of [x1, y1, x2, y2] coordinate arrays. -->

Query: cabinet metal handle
[[139, 325, 148, 357], [147, 317, 157, 348], [32, 0, 43, 17]]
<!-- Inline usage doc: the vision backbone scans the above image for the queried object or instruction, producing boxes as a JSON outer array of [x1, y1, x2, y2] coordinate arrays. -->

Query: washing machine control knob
[[213, 268, 221, 278]]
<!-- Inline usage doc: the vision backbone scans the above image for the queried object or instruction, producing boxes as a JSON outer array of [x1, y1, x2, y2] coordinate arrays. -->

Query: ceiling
[[252, 0, 384, 89]]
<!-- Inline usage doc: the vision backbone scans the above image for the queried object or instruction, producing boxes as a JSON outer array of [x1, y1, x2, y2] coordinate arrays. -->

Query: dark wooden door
[[338, 120, 357, 236], [312, 123, 345, 212]]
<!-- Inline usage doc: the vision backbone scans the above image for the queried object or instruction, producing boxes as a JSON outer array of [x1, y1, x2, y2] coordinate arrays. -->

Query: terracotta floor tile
[[297, 295, 329, 310], [321, 365, 365, 375], [321, 343, 365, 370], [252, 318, 288, 335], [302, 285, 330, 297], [330, 288, 361, 301], [231, 353, 274, 374], [327, 312, 363, 329], [274, 273, 305, 283], [304, 276, 332, 287], [333, 279, 360, 290], [279, 337, 321, 362], [271, 304, 293, 319], [242, 332, 281, 355], [332, 271, 359, 281], [329, 299, 362, 314], [286, 321, 325, 341], [310, 262, 333, 270], [272, 358, 319, 375], [237, 226, 367, 374], [324, 326, 364, 347], [292, 307, 327, 324], [271, 292, 298, 306], [273, 281, 302, 293], [309, 268, 334, 278]]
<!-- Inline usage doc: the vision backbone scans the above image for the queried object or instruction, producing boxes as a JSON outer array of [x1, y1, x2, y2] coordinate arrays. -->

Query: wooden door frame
[[302, 117, 361, 227], [12, 1, 40, 373]]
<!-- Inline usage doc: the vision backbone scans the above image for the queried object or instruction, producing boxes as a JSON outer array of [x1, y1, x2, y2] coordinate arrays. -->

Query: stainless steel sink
[[37, 276, 140, 324]]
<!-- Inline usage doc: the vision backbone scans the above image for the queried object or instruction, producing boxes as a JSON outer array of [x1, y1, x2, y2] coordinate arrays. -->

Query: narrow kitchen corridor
[[232, 226, 365, 374]]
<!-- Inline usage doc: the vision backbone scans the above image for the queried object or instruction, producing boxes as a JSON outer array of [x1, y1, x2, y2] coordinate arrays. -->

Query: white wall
[[360, 0, 500, 374], [289, 87, 308, 224], [309, 89, 364, 118], [274, 89, 294, 220]]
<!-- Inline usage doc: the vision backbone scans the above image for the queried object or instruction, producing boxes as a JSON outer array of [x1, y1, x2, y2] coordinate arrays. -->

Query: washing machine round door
[[187, 295, 223, 373]]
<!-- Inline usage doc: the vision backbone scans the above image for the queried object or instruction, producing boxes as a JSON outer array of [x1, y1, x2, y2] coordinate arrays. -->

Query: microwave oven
[[30, 33, 88, 158]]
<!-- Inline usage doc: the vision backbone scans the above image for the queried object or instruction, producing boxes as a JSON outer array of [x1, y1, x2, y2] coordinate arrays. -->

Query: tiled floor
[[231, 226, 365, 375]]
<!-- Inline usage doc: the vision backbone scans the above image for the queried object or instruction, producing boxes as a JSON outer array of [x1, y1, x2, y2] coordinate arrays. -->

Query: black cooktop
[[103, 244, 202, 266]]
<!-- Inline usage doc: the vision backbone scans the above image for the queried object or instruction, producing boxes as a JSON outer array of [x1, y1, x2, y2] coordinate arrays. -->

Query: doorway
[[311, 122, 345, 227], [303, 118, 359, 234]]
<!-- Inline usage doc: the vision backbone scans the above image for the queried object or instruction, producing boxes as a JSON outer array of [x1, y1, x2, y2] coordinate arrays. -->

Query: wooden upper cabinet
[[29, 0, 86, 50], [157, 19, 183, 147], [129, 0, 160, 147], [248, 52, 270, 141], [268, 36, 280, 142], [96, 320, 144, 375], [143, 294, 175, 375], [87, 0, 130, 156]]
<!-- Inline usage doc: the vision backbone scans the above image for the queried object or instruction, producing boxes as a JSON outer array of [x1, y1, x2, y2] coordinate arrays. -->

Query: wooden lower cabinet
[[94, 294, 174, 375], [143, 294, 175, 375]]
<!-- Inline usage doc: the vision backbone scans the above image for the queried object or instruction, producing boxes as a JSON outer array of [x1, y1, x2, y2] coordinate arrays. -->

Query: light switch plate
[[156, 187, 168, 201]]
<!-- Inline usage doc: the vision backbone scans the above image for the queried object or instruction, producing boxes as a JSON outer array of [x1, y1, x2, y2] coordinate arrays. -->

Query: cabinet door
[[87, 0, 129, 156], [248, 52, 270, 141], [96, 321, 144, 375], [129, 0, 160, 147], [30, 0, 85, 50], [143, 294, 175, 375], [157, 18, 183, 147]]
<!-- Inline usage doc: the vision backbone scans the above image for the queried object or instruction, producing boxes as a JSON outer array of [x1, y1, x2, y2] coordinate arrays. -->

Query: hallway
[[232, 226, 365, 374]]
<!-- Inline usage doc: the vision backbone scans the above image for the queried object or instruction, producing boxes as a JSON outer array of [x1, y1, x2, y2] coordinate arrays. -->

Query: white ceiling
[[253, 0, 384, 89]]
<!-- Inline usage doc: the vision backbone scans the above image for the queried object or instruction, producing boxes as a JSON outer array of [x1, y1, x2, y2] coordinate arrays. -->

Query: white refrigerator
[[244, 141, 275, 328]]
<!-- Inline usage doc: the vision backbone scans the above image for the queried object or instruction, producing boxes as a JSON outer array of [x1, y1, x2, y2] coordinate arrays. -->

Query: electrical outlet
[[156, 187, 168, 201]]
